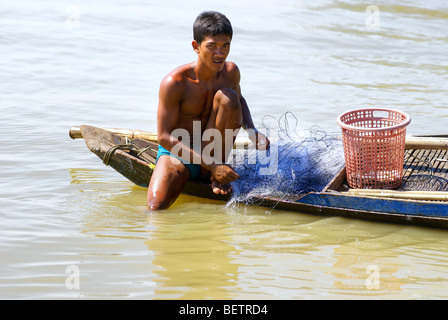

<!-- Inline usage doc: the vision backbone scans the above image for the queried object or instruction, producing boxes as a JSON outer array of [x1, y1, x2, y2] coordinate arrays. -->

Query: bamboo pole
[[404, 136, 448, 150], [348, 189, 448, 201], [69, 126, 159, 143], [70, 126, 448, 150], [69, 126, 253, 148]]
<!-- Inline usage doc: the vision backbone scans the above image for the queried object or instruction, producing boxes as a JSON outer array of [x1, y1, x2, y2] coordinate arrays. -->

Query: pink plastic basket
[[337, 108, 411, 189]]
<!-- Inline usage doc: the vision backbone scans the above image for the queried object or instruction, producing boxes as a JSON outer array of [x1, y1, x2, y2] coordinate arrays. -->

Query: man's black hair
[[193, 11, 233, 44]]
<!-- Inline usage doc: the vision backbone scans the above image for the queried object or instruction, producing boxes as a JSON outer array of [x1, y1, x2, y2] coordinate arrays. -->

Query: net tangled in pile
[[227, 113, 345, 207]]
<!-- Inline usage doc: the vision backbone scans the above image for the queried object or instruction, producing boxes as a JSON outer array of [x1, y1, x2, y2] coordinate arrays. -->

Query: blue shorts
[[156, 145, 201, 181]]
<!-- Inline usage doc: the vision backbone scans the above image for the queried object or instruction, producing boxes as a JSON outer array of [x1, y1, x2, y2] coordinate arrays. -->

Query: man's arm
[[231, 64, 270, 150], [156, 75, 183, 152]]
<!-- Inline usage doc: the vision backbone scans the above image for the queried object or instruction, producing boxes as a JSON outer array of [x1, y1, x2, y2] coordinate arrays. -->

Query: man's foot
[[210, 176, 232, 195]]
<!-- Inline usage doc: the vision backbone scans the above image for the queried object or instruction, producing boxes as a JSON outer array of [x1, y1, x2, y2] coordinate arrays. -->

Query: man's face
[[194, 34, 231, 72]]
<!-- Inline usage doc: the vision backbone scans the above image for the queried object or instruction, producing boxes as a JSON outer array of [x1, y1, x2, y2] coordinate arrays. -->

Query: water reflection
[[146, 201, 240, 300], [67, 167, 448, 299]]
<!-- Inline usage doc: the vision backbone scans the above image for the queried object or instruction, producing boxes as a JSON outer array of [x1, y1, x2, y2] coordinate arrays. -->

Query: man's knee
[[147, 197, 169, 210], [214, 88, 241, 111]]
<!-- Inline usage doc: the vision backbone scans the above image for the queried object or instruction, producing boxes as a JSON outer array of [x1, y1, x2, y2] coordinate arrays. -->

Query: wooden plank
[[348, 189, 448, 201], [299, 192, 448, 216]]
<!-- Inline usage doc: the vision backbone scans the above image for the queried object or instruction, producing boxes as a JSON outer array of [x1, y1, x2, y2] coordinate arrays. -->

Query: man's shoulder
[[161, 63, 192, 89], [224, 61, 241, 82], [225, 61, 240, 73]]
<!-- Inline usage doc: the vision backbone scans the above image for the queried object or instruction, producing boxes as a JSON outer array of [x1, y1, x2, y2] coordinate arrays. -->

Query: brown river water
[[1, 0, 448, 299]]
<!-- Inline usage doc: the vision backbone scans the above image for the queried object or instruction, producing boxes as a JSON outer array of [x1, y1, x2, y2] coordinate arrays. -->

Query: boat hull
[[77, 125, 448, 229]]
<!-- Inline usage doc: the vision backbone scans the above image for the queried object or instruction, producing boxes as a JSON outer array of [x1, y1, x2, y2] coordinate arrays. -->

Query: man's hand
[[210, 163, 240, 184]]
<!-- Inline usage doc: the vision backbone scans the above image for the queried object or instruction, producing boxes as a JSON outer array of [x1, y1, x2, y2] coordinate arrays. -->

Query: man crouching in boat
[[147, 11, 269, 210]]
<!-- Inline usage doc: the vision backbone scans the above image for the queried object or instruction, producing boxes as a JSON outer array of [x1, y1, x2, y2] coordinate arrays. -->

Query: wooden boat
[[71, 125, 448, 229]]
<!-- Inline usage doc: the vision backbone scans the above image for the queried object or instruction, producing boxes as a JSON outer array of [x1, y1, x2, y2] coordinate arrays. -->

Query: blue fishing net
[[228, 113, 345, 207]]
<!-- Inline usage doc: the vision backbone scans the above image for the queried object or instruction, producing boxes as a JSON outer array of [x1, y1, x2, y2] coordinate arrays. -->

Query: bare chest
[[180, 79, 232, 120]]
